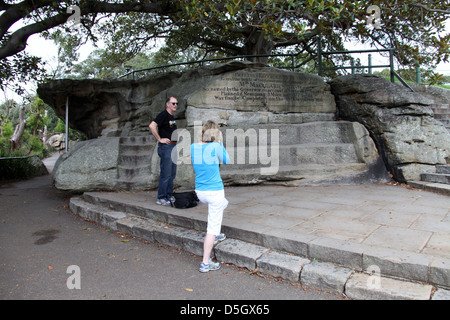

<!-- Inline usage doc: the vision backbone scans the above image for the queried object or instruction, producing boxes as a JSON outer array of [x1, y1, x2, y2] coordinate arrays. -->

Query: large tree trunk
[[244, 30, 274, 64], [9, 106, 26, 151]]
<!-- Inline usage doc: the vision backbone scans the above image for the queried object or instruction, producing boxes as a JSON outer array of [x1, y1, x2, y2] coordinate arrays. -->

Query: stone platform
[[69, 182, 450, 300]]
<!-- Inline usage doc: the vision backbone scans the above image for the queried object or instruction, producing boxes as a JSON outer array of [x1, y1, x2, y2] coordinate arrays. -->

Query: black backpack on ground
[[171, 191, 199, 209]]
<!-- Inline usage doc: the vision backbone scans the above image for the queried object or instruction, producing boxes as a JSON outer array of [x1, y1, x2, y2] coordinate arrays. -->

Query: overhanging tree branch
[[411, 3, 450, 15], [1, 0, 449, 90], [0, 0, 175, 60]]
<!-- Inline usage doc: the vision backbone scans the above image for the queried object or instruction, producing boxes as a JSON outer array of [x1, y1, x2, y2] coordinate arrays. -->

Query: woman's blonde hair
[[201, 120, 223, 143]]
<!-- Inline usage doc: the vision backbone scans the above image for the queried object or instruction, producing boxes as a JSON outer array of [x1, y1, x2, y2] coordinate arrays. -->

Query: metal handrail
[[0, 155, 37, 160], [318, 48, 393, 75], [118, 39, 414, 92], [317, 38, 414, 92], [119, 53, 302, 80], [392, 70, 414, 92]]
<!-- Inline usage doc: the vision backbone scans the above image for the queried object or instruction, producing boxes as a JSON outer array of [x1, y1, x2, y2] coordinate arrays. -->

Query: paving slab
[[362, 226, 432, 252], [362, 247, 432, 283]]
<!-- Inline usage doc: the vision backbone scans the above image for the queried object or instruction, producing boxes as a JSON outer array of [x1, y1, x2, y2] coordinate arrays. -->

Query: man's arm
[[149, 121, 170, 144]]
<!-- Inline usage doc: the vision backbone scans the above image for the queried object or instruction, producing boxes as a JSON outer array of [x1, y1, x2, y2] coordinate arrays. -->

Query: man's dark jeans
[[157, 143, 177, 200]]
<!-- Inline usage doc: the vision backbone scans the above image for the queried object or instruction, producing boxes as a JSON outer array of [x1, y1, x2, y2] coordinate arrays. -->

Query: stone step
[[407, 181, 450, 196], [434, 116, 450, 125], [221, 163, 368, 185], [120, 144, 154, 155], [120, 122, 359, 150], [281, 143, 359, 165], [431, 104, 449, 116], [112, 121, 385, 189], [119, 135, 155, 145], [436, 165, 450, 174], [119, 154, 152, 166], [430, 104, 450, 129], [118, 165, 151, 180], [120, 141, 358, 167], [218, 121, 365, 146], [434, 117, 450, 125], [225, 143, 359, 168], [68, 194, 445, 299], [118, 136, 155, 176], [116, 180, 153, 191], [345, 273, 433, 300], [434, 110, 450, 116], [69, 197, 127, 230], [420, 173, 450, 185], [436, 119, 450, 128]]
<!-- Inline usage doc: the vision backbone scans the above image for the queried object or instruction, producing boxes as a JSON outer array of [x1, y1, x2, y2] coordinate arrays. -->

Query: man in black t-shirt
[[149, 97, 178, 205]]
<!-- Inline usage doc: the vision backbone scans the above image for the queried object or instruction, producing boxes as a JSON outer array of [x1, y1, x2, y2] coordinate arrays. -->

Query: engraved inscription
[[187, 69, 335, 113], [204, 71, 306, 104]]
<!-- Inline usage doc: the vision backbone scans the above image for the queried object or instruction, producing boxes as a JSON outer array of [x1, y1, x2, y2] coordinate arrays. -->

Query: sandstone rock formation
[[330, 74, 450, 182], [39, 62, 439, 192], [406, 83, 450, 132]]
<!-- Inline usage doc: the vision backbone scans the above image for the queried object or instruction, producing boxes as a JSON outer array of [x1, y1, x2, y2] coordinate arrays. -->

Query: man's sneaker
[[156, 198, 171, 206], [214, 233, 226, 245], [199, 259, 221, 273]]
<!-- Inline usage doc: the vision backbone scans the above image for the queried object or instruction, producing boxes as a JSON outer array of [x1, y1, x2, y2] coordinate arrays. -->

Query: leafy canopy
[[0, 0, 448, 92]]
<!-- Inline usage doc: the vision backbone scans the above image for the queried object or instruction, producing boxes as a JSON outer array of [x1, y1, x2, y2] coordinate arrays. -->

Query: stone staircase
[[431, 103, 450, 132], [112, 121, 389, 191], [408, 165, 450, 196], [117, 136, 157, 190], [219, 121, 389, 186]]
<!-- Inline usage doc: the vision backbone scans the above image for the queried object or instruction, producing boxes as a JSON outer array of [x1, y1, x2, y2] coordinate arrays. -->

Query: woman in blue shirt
[[191, 120, 230, 272]]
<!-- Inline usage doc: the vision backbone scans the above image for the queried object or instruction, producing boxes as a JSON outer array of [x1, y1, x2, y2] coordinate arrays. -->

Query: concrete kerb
[[69, 194, 450, 300]]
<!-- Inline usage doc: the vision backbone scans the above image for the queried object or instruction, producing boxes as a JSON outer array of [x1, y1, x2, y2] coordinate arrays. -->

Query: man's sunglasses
[[169, 102, 178, 105]]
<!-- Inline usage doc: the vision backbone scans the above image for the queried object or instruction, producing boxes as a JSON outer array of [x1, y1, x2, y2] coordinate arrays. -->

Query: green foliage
[[0, 156, 40, 180], [374, 68, 449, 87], [0, 50, 47, 96], [54, 119, 66, 133], [0, 96, 68, 159], [428, 72, 445, 86], [2, 0, 448, 88], [27, 134, 45, 155], [0, 95, 67, 179], [35, 0, 448, 78], [170, 0, 449, 66], [1, 120, 13, 138]]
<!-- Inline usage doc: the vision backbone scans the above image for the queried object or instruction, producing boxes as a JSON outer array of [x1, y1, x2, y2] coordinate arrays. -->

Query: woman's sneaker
[[214, 233, 226, 245], [199, 259, 221, 273]]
